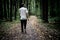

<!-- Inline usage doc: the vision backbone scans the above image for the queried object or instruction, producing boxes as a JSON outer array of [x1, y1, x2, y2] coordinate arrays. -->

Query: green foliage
[[48, 0, 60, 23], [0, 19, 20, 31]]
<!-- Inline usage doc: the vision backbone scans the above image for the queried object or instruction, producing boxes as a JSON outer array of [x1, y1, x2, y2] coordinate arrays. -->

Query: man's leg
[[21, 20, 24, 32], [24, 20, 27, 33]]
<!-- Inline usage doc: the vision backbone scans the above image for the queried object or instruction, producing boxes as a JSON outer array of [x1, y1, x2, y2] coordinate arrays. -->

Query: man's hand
[[27, 18, 29, 21]]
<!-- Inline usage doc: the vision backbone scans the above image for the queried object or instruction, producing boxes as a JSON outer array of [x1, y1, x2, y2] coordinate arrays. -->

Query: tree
[[0, 0, 3, 20], [50, 0, 56, 17], [9, 0, 13, 21], [40, 0, 48, 22], [14, 0, 17, 20]]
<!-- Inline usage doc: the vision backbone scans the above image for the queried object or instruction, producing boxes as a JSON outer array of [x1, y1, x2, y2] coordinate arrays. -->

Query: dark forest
[[0, 0, 60, 40]]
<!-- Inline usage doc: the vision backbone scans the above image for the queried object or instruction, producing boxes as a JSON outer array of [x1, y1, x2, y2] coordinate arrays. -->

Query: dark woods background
[[0, 0, 60, 22]]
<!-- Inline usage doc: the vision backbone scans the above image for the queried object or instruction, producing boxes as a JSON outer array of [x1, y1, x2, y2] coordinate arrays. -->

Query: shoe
[[21, 31, 24, 34], [21, 31, 23, 33], [24, 29, 26, 33]]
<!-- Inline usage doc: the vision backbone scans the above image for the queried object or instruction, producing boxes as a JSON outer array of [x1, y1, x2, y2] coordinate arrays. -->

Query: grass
[[0, 19, 20, 31], [47, 23, 60, 32], [38, 18, 60, 32], [0, 18, 20, 39]]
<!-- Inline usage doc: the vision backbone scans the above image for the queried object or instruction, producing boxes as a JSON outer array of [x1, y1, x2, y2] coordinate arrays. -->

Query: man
[[19, 3, 28, 33]]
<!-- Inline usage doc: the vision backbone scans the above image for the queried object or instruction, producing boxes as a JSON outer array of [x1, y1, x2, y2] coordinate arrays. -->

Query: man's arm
[[26, 13, 29, 21], [26, 13, 29, 18], [26, 8, 29, 20]]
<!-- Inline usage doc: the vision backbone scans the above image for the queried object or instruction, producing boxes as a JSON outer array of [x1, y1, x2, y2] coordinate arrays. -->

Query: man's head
[[21, 3, 24, 7]]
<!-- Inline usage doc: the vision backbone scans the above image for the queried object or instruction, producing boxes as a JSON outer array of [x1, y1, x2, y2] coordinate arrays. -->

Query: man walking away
[[19, 3, 28, 33]]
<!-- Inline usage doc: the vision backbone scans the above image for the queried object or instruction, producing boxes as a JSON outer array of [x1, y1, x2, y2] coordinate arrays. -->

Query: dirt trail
[[1, 16, 59, 40]]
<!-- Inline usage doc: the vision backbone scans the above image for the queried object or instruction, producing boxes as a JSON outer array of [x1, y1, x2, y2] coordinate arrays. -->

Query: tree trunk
[[50, 0, 56, 17], [10, 0, 12, 21], [42, 0, 48, 22], [0, 0, 3, 20], [14, 0, 17, 20], [4, 0, 7, 20], [28, 0, 31, 16]]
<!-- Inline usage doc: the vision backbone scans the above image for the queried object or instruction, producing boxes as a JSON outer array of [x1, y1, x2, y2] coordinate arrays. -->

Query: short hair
[[21, 3, 24, 7]]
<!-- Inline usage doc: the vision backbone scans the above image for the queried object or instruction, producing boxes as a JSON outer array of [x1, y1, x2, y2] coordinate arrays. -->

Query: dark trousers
[[21, 20, 27, 32]]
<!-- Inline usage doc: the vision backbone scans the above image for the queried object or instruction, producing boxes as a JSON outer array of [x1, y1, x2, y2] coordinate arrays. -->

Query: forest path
[[2, 16, 59, 40]]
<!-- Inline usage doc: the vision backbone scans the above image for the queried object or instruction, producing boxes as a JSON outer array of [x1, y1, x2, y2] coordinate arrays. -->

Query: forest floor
[[0, 16, 60, 40]]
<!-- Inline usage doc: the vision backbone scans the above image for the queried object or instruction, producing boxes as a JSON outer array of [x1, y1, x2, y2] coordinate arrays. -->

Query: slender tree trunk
[[26, 0, 28, 8], [6, 0, 9, 20], [0, 0, 3, 20], [14, 0, 17, 20], [40, 0, 43, 18], [7, 0, 10, 20], [57, 0, 60, 17], [42, 0, 48, 22], [10, 0, 12, 21], [4, 0, 7, 20], [35, 0, 38, 16], [28, 0, 31, 16], [50, 0, 55, 17]]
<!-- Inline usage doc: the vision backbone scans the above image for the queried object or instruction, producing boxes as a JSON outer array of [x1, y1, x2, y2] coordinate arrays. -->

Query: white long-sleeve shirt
[[19, 7, 28, 20]]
